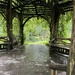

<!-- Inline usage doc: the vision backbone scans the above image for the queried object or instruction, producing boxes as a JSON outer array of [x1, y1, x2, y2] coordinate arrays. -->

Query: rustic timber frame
[[0, 0, 74, 75], [0, 0, 73, 47]]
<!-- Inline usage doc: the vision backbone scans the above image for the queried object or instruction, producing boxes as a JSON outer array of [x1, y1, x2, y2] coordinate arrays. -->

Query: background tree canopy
[[23, 17, 50, 44], [58, 11, 72, 38], [0, 11, 72, 44]]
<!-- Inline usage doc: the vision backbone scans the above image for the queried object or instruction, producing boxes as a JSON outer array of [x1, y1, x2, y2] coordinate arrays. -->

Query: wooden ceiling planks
[[0, 0, 73, 18]]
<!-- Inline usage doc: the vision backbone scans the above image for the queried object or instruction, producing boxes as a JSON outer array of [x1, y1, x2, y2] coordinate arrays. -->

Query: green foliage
[[12, 17, 20, 42], [46, 0, 48, 3], [24, 17, 50, 44], [0, 11, 72, 44], [58, 12, 72, 38], [12, 17, 20, 36]]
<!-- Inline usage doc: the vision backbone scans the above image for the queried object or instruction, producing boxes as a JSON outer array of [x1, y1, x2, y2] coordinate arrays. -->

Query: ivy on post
[[6, 0, 13, 50], [67, 0, 75, 75]]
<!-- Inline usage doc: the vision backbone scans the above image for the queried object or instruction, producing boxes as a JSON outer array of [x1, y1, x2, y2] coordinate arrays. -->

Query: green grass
[[24, 40, 49, 45], [0, 41, 4, 43]]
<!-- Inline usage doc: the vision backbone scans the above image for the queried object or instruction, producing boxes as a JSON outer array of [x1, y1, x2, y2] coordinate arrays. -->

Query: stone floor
[[0, 44, 66, 75]]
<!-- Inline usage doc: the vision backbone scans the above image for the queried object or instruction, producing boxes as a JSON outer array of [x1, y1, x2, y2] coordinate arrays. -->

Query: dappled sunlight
[[25, 44, 49, 62], [0, 45, 50, 75]]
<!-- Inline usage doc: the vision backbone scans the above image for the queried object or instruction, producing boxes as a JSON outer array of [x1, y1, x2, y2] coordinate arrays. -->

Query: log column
[[50, 4, 60, 43], [6, 0, 13, 49], [67, 0, 75, 75], [19, 12, 24, 45]]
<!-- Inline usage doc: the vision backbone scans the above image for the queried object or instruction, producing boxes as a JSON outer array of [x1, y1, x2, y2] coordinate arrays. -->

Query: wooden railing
[[50, 37, 71, 43], [0, 36, 10, 51], [0, 36, 18, 51], [49, 62, 67, 75], [49, 37, 70, 75], [50, 37, 70, 55], [50, 44, 70, 55], [55, 37, 71, 41], [0, 42, 10, 51]]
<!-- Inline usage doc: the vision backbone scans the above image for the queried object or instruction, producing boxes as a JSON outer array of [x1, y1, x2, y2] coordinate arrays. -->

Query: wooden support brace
[[49, 63, 67, 75], [49, 63, 67, 71], [50, 69, 57, 75]]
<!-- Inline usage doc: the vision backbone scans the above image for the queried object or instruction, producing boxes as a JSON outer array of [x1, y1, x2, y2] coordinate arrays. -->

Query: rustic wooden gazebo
[[0, 0, 75, 75]]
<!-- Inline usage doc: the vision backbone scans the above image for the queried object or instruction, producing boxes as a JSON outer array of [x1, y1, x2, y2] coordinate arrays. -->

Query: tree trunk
[[67, 0, 75, 75]]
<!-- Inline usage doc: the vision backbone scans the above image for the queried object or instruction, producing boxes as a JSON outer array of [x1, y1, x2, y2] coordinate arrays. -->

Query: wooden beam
[[0, 4, 7, 9], [12, 1, 18, 6], [50, 44, 70, 50], [56, 37, 71, 41], [0, 1, 7, 4], [50, 63, 67, 71], [0, 12, 6, 19], [59, 1, 73, 7], [22, 13, 51, 16], [12, 0, 51, 10], [12, 0, 32, 10]]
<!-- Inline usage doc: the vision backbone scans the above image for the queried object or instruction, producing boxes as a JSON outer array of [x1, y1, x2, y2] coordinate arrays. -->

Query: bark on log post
[[49, 4, 60, 56], [67, 0, 75, 75], [19, 12, 24, 45], [6, 0, 13, 50], [50, 4, 60, 44], [20, 25, 24, 45]]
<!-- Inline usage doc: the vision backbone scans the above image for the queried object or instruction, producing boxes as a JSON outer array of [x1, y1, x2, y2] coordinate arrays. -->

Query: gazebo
[[0, 0, 74, 75]]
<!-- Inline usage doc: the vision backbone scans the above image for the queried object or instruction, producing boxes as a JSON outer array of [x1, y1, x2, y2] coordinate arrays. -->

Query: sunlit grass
[[0, 41, 4, 43], [24, 40, 49, 45]]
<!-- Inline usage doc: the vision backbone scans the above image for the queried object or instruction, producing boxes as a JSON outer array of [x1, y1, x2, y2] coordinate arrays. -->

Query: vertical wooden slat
[[6, 0, 13, 49]]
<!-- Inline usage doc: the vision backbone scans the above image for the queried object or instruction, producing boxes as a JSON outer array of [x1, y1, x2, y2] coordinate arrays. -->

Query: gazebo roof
[[0, 0, 73, 18]]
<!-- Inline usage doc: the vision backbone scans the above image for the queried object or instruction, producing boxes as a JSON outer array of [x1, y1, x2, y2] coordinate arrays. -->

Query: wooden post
[[67, 0, 75, 75], [20, 25, 24, 45], [6, 0, 13, 49], [50, 5, 60, 44], [50, 69, 57, 75], [19, 12, 24, 45], [49, 4, 60, 56]]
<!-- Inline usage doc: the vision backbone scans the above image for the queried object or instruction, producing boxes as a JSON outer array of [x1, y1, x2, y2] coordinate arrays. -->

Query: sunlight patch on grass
[[24, 41, 49, 45], [0, 41, 4, 43]]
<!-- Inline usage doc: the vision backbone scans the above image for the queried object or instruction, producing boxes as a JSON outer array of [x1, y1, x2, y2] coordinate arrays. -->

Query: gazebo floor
[[0, 45, 66, 75]]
